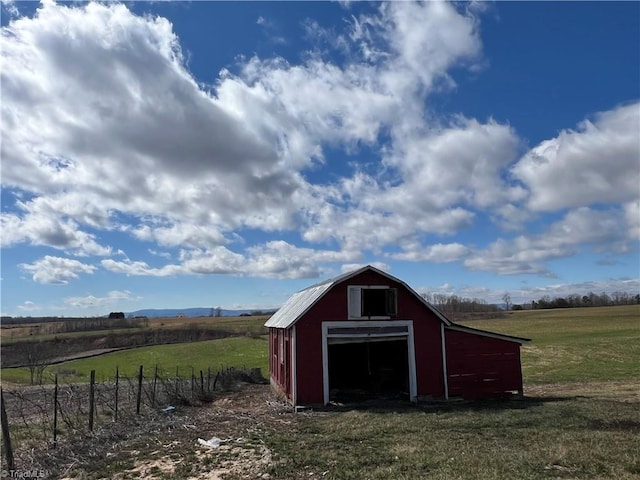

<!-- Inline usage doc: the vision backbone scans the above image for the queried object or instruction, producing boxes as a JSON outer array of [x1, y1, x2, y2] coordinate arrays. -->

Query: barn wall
[[294, 270, 445, 404], [445, 329, 523, 399], [268, 327, 293, 401]]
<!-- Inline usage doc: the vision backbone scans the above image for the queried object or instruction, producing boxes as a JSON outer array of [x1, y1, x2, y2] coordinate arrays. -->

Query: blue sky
[[1, 1, 638, 317]]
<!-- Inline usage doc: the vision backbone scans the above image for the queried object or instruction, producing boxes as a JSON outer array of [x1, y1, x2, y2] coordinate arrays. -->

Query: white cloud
[[102, 241, 358, 280], [20, 255, 97, 284], [17, 300, 39, 311], [376, 1, 481, 93], [340, 262, 390, 274], [64, 290, 139, 309], [391, 243, 470, 263], [1, 0, 498, 276], [1, 203, 112, 256], [131, 222, 227, 249], [512, 103, 640, 211], [1, 0, 635, 289], [101, 258, 183, 277], [624, 200, 640, 241], [465, 207, 632, 276], [1, 0, 19, 18], [1, 1, 307, 251]]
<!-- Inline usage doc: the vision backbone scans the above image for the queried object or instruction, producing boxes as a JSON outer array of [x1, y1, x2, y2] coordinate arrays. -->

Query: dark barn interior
[[328, 338, 409, 403]]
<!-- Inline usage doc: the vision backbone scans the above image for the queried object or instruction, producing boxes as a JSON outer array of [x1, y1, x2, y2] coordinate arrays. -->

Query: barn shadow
[[319, 393, 574, 414]]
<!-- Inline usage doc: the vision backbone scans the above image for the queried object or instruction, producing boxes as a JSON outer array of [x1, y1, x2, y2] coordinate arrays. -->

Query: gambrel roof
[[264, 265, 451, 329], [264, 265, 531, 344]]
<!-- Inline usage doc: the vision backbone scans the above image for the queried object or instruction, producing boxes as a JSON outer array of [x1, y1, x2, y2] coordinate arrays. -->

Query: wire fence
[[0, 365, 266, 473]]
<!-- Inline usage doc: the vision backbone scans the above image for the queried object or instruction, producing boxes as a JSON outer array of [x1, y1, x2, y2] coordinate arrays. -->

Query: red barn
[[265, 265, 530, 405]]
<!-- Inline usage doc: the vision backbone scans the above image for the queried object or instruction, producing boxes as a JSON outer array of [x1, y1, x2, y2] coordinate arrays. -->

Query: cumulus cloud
[[64, 290, 139, 309], [391, 243, 471, 263], [465, 207, 632, 276], [624, 200, 640, 241], [1, 0, 19, 18], [1, 1, 306, 250], [20, 256, 97, 284], [1, 205, 112, 257], [1, 1, 500, 278], [512, 102, 640, 211], [340, 262, 391, 274], [17, 300, 39, 311], [2, 1, 636, 287], [102, 241, 358, 279]]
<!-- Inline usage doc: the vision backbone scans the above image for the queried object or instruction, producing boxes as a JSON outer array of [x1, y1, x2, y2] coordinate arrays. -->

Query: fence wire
[[1, 366, 266, 474]]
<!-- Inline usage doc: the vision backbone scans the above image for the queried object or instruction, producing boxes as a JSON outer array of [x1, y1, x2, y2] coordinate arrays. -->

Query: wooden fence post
[[191, 367, 195, 400], [89, 370, 96, 431], [152, 364, 159, 407], [1, 388, 15, 472], [53, 373, 58, 448], [136, 365, 144, 414], [114, 367, 119, 422]]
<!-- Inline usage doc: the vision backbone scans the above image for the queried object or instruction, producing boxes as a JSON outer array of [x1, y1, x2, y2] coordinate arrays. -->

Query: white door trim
[[291, 325, 297, 405], [321, 320, 417, 405], [440, 323, 449, 400]]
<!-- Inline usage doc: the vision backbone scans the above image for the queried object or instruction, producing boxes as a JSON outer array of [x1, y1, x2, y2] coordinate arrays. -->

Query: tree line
[[422, 290, 639, 313], [420, 293, 502, 315], [523, 291, 640, 310]]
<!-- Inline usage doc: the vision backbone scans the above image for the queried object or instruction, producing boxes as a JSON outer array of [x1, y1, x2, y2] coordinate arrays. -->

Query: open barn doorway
[[328, 338, 409, 403], [322, 321, 417, 405]]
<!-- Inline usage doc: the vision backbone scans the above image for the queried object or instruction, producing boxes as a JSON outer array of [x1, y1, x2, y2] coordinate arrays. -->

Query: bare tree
[[502, 292, 512, 311], [24, 343, 49, 385]]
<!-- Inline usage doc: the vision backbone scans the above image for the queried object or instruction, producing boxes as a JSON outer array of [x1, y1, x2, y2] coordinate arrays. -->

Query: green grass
[[262, 305, 639, 479], [458, 305, 640, 384], [266, 396, 640, 479], [4, 306, 639, 479], [0, 315, 269, 345], [1, 335, 268, 384]]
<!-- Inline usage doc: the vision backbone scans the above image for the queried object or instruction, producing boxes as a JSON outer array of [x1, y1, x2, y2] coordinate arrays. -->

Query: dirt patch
[[28, 384, 290, 479]]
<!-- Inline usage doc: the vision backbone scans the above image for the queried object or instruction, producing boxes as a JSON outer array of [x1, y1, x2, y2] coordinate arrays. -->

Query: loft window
[[349, 286, 397, 318]]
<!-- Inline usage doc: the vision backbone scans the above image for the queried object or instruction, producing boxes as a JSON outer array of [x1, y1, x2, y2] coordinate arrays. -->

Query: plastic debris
[[197, 437, 223, 449], [161, 405, 176, 413]]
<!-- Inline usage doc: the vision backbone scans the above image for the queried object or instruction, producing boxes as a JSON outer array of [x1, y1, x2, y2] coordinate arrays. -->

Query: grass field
[[264, 305, 640, 480], [1, 335, 269, 384], [0, 315, 269, 344], [457, 304, 639, 384], [266, 391, 640, 479], [2, 305, 637, 387], [2, 305, 639, 479]]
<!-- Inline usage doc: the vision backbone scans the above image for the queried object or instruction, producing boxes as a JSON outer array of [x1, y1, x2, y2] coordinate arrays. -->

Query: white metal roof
[[264, 283, 334, 328], [445, 324, 531, 344], [264, 265, 452, 329]]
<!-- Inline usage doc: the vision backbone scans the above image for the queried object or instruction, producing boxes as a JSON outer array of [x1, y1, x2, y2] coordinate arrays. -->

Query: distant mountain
[[126, 307, 276, 318]]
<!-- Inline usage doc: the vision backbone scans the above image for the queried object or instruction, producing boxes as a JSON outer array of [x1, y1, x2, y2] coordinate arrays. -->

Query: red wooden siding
[[269, 328, 293, 400], [445, 329, 523, 399]]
